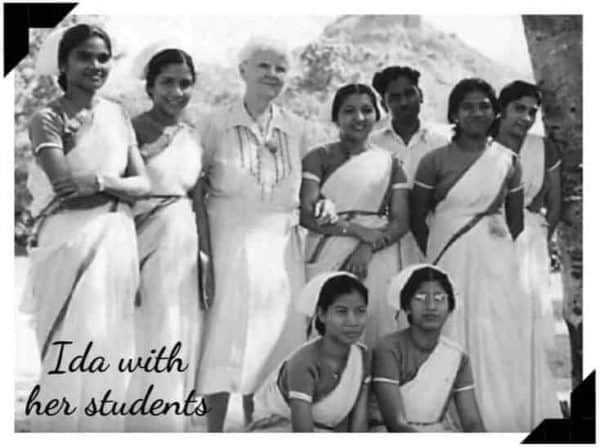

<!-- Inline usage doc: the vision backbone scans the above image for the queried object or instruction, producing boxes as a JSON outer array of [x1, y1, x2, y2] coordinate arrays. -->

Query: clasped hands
[[315, 198, 390, 279], [52, 174, 100, 199]]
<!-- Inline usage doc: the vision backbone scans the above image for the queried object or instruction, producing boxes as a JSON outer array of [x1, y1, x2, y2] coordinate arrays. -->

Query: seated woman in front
[[371, 264, 485, 432], [250, 272, 371, 432]]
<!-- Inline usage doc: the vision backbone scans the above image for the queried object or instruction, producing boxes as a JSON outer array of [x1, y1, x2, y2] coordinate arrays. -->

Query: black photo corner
[[3, 2, 77, 76], [523, 371, 595, 444]]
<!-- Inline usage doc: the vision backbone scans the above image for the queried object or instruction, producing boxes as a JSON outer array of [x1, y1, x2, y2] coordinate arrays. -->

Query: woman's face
[[62, 36, 111, 93], [384, 76, 421, 123], [407, 280, 450, 331], [148, 62, 194, 118], [452, 90, 495, 138], [336, 93, 377, 142], [318, 290, 367, 345], [499, 95, 539, 138], [240, 49, 288, 101]]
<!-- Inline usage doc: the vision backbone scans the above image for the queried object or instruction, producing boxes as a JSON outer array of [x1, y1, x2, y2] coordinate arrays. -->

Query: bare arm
[[505, 158, 524, 240], [289, 399, 314, 432], [192, 176, 214, 308], [100, 142, 151, 201], [299, 178, 384, 244], [372, 188, 410, 252], [372, 382, 416, 432], [411, 185, 433, 256], [348, 383, 369, 432], [453, 389, 486, 432]]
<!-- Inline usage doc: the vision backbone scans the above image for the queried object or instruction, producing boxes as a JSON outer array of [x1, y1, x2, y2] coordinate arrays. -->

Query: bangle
[[95, 174, 105, 192], [340, 221, 349, 235]]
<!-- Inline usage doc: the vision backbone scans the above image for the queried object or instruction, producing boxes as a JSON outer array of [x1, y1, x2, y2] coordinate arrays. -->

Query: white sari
[[427, 142, 532, 431], [251, 339, 365, 432], [305, 146, 404, 347], [515, 134, 562, 423], [22, 98, 139, 432], [126, 124, 203, 432]]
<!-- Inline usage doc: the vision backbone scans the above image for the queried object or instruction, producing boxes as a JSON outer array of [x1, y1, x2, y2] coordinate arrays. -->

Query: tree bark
[[522, 15, 583, 388]]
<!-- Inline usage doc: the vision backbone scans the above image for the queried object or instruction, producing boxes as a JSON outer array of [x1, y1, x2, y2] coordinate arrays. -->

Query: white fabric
[[125, 125, 203, 432], [21, 99, 138, 432], [304, 146, 404, 347], [371, 121, 449, 267], [131, 37, 195, 80], [520, 134, 545, 207], [427, 142, 533, 431], [253, 339, 364, 430], [514, 134, 562, 424], [400, 337, 462, 431], [385, 263, 458, 312]]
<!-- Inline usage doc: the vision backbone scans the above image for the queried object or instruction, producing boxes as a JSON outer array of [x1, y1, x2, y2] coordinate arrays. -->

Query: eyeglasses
[[412, 292, 448, 304]]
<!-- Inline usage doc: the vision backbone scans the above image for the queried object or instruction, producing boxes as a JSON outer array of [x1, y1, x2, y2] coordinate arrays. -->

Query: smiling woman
[[125, 43, 210, 432], [22, 23, 150, 432], [410, 78, 540, 431], [300, 83, 411, 349], [194, 35, 310, 432]]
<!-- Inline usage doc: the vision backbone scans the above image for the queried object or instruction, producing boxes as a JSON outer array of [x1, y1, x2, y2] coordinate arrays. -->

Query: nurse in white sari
[[251, 272, 370, 432], [300, 84, 411, 348], [22, 24, 150, 432], [125, 43, 211, 432], [412, 78, 531, 431], [371, 264, 485, 432], [495, 81, 562, 423]]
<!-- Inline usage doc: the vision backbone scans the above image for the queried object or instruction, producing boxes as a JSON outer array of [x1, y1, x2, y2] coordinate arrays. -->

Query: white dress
[[515, 134, 562, 425], [126, 121, 203, 431], [22, 97, 139, 432], [194, 101, 308, 395]]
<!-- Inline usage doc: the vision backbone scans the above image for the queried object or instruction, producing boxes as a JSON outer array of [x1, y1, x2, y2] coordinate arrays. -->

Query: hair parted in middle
[[331, 83, 381, 122]]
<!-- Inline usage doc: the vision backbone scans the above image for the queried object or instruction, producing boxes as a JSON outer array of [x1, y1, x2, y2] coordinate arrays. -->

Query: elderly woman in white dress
[[125, 41, 212, 432], [22, 24, 150, 432], [194, 36, 326, 431]]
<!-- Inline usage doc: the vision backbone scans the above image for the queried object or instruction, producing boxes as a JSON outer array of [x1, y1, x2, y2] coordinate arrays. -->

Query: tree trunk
[[522, 15, 583, 388]]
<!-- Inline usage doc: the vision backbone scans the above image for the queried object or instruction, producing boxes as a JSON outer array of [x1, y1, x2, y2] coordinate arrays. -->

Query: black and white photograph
[[4, 0, 594, 443]]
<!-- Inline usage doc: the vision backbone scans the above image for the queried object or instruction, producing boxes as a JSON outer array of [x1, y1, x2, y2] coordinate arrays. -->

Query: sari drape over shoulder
[[22, 98, 139, 432], [426, 142, 533, 431], [305, 146, 405, 347], [126, 123, 203, 432], [398, 337, 463, 432]]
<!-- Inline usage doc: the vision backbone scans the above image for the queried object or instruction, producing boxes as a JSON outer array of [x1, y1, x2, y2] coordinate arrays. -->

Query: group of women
[[22, 23, 562, 433]]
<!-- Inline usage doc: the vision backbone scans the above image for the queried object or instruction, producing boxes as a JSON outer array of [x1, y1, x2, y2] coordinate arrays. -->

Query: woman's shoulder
[[304, 142, 338, 161], [374, 330, 408, 355], [286, 339, 321, 371], [30, 98, 65, 125]]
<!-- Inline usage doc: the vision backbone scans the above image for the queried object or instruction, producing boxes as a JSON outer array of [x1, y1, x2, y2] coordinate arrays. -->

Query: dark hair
[[371, 65, 420, 97], [447, 78, 499, 140], [498, 80, 542, 111], [312, 274, 368, 337], [399, 267, 456, 317], [489, 80, 542, 137], [145, 48, 196, 98], [331, 83, 381, 122], [57, 23, 112, 91]]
